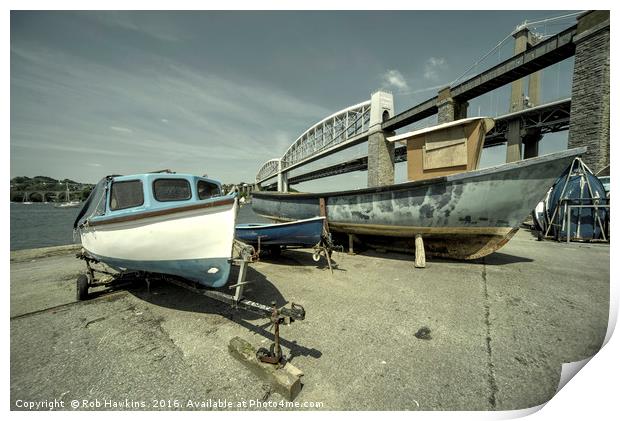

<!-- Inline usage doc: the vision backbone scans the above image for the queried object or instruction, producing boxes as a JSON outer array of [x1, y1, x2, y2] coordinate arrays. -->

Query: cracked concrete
[[481, 260, 498, 409], [10, 229, 609, 410]]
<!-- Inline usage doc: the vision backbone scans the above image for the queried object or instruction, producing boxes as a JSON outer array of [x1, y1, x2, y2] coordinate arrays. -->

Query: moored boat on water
[[74, 172, 238, 287], [55, 182, 81, 208], [252, 117, 586, 260]]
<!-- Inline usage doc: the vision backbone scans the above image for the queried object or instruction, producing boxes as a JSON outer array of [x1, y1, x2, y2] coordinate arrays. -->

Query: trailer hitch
[[256, 301, 305, 365], [76, 249, 307, 367]]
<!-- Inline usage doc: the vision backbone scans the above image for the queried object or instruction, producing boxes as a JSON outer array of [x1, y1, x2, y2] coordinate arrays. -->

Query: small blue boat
[[235, 216, 325, 248]]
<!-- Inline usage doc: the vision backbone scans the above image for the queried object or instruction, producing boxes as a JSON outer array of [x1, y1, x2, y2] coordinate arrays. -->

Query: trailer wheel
[[76, 274, 89, 301]]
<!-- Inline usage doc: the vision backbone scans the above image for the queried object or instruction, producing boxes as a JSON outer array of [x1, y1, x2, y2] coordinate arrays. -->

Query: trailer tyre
[[76, 274, 89, 301]]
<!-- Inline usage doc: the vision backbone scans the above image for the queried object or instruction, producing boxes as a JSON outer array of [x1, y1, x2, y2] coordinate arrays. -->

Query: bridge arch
[[255, 90, 394, 188], [29, 192, 44, 202], [44, 192, 57, 202], [256, 159, 280, 183]]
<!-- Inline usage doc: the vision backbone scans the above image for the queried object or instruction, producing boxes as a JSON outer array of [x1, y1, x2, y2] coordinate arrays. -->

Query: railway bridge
[[10, 190, 81, 203]]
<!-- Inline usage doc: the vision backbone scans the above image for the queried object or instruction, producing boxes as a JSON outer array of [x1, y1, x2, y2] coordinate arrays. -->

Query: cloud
[[109, 126, 133, 133], [10, 43, 332, 183], [381, 69, 409, 92], [424, 57, 447, 81], [85, 12, 184, 42]]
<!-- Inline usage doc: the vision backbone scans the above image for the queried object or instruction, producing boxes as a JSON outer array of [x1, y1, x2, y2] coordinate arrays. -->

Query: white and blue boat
[[235, 216, 325, 249], [74, 172, 238, 288]]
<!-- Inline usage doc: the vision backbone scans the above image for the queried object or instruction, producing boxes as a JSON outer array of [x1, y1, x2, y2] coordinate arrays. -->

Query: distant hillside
[[10, 176, 93, 192]]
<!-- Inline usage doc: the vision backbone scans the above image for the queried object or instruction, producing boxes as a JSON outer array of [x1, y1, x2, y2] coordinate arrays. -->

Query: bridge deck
[[382, 25, 576, 132]]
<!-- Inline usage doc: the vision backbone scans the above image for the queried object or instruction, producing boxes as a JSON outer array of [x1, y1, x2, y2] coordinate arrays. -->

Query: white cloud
[[424, 57, 447, 81], [86, 12, 184, 42], [10, 44, 333, 183], [381, 69, 409, 92], [109, 126, 133, 133]]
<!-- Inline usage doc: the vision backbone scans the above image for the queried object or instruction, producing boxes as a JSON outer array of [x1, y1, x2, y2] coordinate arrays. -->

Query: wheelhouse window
[[153, 178, 192, 202], [197, 180, 221, 200], [109, 180, 144, 210]]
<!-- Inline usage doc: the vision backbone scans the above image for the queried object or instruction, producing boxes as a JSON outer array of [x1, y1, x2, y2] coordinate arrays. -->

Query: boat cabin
[[89, 173, 225, 222], [387, 117, 494, 182]]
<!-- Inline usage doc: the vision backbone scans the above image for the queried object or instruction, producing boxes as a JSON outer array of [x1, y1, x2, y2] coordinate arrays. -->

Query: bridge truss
[[255, 100, 375, 184]]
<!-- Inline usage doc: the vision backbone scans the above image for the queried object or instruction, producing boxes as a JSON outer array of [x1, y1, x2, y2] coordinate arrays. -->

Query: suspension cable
[[450, 10, 584, 86]]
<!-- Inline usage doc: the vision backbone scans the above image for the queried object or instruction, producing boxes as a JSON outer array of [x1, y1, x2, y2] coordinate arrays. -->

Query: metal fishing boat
[[74, 172, 238, 287]]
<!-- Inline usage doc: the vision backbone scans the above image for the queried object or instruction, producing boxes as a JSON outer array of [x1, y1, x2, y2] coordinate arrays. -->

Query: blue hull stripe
[[235, 218, 323, 247], [89, 252, 231, 288]]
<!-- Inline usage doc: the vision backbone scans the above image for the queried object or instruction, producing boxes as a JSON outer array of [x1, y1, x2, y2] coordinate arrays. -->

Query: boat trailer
[[75, 240, 305, 366]]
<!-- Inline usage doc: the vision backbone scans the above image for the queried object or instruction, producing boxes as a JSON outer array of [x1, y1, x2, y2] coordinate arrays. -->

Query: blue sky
[[10, 10, 578, 189]]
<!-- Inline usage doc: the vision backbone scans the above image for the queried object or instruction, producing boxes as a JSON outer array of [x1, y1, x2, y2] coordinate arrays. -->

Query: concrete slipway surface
[[10, 230, 609, 411]]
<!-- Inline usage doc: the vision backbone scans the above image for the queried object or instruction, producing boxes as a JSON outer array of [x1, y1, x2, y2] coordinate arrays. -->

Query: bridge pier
[[505, 120, 522, 162], [367, 91, 395, 188], [437, 87, 468, 124], [505, 27, 543, 163], [510, 27, 541, 113], [368, 131, 394, 187], [523, 129, 541, 159], [277, 160, 289, 193], [567, 10, 610, 174], [505, 120, 542, 163]]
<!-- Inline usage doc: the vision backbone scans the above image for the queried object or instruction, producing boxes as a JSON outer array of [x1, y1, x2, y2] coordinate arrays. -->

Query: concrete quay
[[10, 230, 608, 410]]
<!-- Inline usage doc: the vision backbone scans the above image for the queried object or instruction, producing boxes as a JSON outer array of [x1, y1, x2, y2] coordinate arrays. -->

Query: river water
[[9, 202, 269, 251]]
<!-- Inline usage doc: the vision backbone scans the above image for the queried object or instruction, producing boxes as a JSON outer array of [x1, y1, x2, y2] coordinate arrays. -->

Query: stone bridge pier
[[567, 10, 610, 175], [367, 91, 396, 187]]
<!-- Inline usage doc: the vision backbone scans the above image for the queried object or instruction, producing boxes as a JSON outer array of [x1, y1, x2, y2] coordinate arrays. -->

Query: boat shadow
[[126, 266, 322, 361], [351, 248, 533, 266], [480, 252, 534, 265], [258, 248, 345, 272]]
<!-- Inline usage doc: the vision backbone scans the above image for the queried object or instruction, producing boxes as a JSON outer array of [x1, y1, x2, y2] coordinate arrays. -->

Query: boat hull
[[80, 199, 237, 287], [235, 216, 325, 247], [252, 148, 585, 260]]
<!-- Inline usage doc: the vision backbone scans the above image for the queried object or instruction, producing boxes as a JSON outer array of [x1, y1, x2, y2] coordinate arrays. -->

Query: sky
[[10, 10, 579, 189]]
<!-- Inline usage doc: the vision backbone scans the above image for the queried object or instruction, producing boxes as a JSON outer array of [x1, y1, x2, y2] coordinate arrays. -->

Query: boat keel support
[[414, 234, 426, 268]]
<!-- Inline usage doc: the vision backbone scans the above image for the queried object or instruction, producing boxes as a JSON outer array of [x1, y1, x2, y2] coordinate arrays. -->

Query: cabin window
[[109, 180, 144, 210], [197, 180, 221, 200], [153, 179, 192, 202]]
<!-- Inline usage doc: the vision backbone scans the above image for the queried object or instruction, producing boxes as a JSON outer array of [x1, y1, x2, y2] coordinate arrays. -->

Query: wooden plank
[[228, 336, 303, 401]]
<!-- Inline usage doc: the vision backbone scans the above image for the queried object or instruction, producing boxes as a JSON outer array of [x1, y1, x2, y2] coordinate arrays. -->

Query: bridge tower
[[367, 90, 395, 187], [567, 10, 610, 175], [437, 86, 468, 124], [277, 159, 288, 193], [506, 26, 543, 162]]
